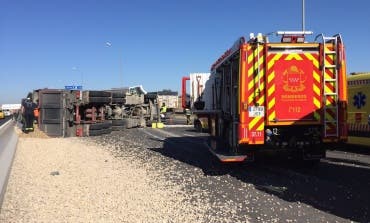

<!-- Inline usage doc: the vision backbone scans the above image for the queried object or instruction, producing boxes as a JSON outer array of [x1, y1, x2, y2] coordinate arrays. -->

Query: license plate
[[248, 106, 265, 117]]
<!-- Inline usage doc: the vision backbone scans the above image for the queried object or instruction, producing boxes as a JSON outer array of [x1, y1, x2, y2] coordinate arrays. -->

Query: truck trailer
[[33, 85, 159, 137], [182, 31, 348, 163]]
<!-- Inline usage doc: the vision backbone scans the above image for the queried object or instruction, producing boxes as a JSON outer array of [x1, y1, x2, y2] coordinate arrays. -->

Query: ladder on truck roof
[[315, 34, 343, 138]]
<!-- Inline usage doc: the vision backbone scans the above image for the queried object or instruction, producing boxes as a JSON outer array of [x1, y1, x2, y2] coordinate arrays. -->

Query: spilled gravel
[[2, 125, 367, 222], [0, 128, 208, 222]]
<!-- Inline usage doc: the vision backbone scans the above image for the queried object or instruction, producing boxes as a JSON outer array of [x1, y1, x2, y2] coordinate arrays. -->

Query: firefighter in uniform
[[21, 97, 36, 133]]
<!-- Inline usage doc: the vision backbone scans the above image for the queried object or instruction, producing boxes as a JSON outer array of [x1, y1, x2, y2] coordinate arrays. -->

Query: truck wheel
[[111, 98, 126, 104], [87, 91, 111, 97], [89, 127, 112, 136], [88, 97, 111, 104], [112, 119, 128, 128], [89, 121, 112, 130], [112, 92, 125, 98], [112, 126, 125, 131]]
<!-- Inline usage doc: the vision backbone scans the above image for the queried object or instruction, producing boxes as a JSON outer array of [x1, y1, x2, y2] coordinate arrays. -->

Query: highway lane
[[0, 117, 18, 210], [0, 116, 11, 127], [89, 126, 370, 222]]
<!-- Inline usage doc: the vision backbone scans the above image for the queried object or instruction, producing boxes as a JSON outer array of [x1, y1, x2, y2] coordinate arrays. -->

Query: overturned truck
[[34, 86, 159, 137]]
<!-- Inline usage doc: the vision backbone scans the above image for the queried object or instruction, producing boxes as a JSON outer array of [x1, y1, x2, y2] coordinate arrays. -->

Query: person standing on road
[[160, 103, 167, 119], [21, 97, 36, 132], [185, 108, 192, 125]]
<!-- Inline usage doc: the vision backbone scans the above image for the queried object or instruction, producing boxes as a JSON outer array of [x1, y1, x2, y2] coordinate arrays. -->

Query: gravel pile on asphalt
[[0, 127, 207, 222], [90, 129, 252, 223]]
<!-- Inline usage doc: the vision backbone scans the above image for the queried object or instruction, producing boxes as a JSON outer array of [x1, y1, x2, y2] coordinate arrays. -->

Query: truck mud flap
[[204, 138, 253, 163]]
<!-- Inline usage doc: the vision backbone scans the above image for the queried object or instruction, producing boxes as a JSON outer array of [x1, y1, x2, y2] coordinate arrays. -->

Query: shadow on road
[[148, 136, 370, 223]]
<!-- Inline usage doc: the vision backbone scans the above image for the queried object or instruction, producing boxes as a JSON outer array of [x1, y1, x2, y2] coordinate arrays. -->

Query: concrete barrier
[[0, 120, 18, 212]]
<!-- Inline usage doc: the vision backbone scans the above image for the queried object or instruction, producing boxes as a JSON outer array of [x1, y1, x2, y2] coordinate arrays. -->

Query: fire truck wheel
[[87, 91, 111, 97], [89, 121, 112, 130], [88, 97, 111, 104]]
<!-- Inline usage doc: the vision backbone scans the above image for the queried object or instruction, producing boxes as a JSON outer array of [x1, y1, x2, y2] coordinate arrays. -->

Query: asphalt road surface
[[0, 116, 11, 127], [89, 126, 370, 223]]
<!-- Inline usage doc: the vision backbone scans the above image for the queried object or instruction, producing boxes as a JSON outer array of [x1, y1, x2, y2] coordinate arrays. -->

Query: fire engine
[[182, 31, 348, 163]]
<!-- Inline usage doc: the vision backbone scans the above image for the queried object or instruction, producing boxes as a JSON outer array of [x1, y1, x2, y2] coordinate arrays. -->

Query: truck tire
[[111, 119, 128, 127], [88, 97, 111, 104], [112, 92, 125, 98], [112, 126, 126, 131], [89, 121, 112, 130], [111, 98, 126, 104], [87, 91, 111, 97], [89, 127, 112, 136]]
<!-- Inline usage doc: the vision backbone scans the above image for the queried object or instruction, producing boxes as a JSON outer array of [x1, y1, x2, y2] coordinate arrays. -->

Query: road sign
[[65, 85, 83, 90]]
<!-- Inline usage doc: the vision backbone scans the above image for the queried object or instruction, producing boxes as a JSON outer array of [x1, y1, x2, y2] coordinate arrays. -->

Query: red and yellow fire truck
[[182, 31, 348, 163]]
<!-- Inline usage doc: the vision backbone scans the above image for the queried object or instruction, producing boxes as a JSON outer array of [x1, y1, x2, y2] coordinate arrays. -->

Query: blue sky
[[1, 0, 370, 104]]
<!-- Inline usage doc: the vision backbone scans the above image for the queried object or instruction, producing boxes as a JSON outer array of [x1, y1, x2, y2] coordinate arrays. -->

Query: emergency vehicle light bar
[[276, 31, 313, 43]]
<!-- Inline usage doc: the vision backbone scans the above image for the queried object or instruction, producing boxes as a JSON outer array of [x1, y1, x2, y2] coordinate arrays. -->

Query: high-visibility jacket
[[160, 105, 167, 113]]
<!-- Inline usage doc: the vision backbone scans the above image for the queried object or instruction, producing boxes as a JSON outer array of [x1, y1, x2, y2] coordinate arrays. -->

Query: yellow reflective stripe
[[268, 97, 275, 110], [324, 85, 334, 94], [285, 53, 303, 60], [268, 70, 275, 84], [305, 53, 319, 69], [257, 96, 265, 106], [257, 122, 264, 131], [267, 54, 282, 70], [314, 97, 321, 108], [313, 70, 320, 83], [268, 110, 276, 121], [249, 117, 260, 129], [313, 84, 320, 96], [268, 84, 275, 97]]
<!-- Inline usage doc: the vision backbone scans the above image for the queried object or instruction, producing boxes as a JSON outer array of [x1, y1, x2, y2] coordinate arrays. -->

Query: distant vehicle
[[347, 72, 370, 146], [182, 31, 348, 163], [3, 109, 11, 116], [0, 110, 4, 119]]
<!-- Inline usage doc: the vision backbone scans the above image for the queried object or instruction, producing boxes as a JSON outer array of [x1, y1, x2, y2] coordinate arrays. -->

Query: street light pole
[[106, 41, 124, 89], [72, 66, 84, 89], [302, 0, 305, 32]]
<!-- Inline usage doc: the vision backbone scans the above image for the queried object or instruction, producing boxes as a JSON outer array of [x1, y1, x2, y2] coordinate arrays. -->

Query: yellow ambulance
[[347, 72, 370, 146], [0, 109, 4, 119]]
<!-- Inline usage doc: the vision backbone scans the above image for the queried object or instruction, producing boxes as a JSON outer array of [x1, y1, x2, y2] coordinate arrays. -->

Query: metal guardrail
[[0, 119, 18, 212]]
